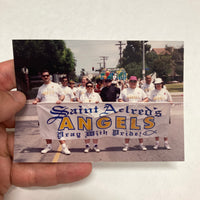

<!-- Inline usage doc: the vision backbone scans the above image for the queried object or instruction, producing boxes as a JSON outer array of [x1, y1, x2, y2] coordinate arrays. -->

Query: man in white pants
[[33, 69, 71, 155]]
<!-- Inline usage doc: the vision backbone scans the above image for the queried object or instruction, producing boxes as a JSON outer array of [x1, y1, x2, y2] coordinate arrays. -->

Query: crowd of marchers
[[33, 69, 172, 155]]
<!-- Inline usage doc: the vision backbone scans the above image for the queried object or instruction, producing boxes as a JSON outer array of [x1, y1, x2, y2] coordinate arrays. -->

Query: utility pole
[[96, 62, 102, 72], [115, 41, 126, 67], [100, 56, 108, 69], [142, 41, 148, 81], [97, 62, 102, 69]]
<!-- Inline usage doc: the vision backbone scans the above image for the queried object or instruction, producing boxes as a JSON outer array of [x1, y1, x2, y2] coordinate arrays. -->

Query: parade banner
[[37, 102, 171, 140]]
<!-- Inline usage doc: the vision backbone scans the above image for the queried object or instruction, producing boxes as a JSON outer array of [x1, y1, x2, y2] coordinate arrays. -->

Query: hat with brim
[[129, 76, 137, 81], [154, 78, 163, 84]]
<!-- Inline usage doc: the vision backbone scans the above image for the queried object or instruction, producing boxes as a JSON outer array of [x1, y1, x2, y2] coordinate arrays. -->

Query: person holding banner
[[150, 78, 172, 150], [61, 77, 75, 102], [32, 69, 71, 155], [118, 76, 148, 152], [79, 81, 102, 153]]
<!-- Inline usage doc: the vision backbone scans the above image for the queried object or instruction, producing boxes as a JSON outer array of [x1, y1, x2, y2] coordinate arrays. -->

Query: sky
[[65, 40, 184, 76]]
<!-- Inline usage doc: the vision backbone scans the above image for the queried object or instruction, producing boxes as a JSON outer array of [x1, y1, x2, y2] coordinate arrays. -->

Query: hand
[[56, 100, 62, 104], [32, 99, 39, 104], [0, 60, 92, 200]]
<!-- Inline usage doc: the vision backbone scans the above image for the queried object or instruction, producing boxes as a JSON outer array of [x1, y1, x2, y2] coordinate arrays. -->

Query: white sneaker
[[62, 147, 71, 155], [164, 143, 171, 150], [84, 145, 90, 153], [93, 145, 100, 153], [139, 144, 147, 151], [153, 143, 159, 150], [41, 145, 52, 154], [122, 145, 129, 152]]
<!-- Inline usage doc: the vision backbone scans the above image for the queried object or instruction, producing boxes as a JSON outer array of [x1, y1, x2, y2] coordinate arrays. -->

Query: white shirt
[[36, 82, 64, 102], [150, 88, 172, 102], [80, 92, 102, 103], [141, 82, 155, 98], [71, 87, 77, 95], [76, 86, 86, 99], [119, 87, 147, 102], [61, 86, 75, 102]]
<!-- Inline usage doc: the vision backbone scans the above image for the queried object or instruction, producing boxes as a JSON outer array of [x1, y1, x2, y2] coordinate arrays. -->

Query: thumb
[[0, 90, 26, 123]]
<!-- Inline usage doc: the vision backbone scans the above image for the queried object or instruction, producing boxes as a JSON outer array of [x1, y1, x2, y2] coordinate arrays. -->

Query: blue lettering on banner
[[42, 103, 167, 140], [48, 106, 69, 124]]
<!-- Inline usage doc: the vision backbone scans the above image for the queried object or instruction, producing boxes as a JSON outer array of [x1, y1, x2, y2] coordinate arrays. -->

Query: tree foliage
[[120, 41, 184, 81], [120, 41, 151, 78], [13, 40, 76, 79]]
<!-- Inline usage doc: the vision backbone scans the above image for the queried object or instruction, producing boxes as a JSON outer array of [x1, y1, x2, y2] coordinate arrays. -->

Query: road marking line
[[52, 145, 62, 163]]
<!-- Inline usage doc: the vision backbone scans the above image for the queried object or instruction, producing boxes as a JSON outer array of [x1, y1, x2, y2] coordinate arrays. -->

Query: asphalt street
[[13, 94, 184, 162]]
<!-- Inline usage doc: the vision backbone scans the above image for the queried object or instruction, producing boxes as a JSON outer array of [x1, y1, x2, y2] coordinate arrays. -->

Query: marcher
[[61, 77, 75, 102], [79, 81, 102, 153], [76, 76, 88, 101], [94, 78, 103, 94], [149, 78, 172, 150], [69, 80, 78, 101], [32, 69, 71, 155], [100, 76, 120, 102], [118, 76, 148, 151], [141, 75, 155, 98]]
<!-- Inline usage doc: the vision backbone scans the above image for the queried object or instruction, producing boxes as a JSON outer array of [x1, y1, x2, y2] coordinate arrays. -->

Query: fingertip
[[56, 162, 93, 184]]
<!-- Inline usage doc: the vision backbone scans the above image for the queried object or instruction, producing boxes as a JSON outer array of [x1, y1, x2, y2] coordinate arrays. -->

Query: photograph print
[[13, 40, 184, 162]]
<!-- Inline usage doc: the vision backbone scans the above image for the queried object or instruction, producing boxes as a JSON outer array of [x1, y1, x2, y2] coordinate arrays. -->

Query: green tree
[[150, 55, 173, 82], [13, 40, 76, 79], [120, 41, 151, 78]]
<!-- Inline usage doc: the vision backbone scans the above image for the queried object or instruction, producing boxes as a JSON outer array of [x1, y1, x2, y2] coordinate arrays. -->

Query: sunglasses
[[42, 74, 50, 78], [86, 85, 93, 88], [130, 80, 137, 83]]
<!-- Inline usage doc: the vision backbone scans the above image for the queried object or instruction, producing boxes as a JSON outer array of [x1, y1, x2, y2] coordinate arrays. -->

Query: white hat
[[154, 78, 163, 84]]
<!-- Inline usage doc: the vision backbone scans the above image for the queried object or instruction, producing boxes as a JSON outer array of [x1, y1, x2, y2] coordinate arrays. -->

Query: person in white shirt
[[118, 76, 148, 152], [149, 78, 172, 150], [32, 70, 71, 155], [61, 77, 74, 102], [76, 76, 88, 101], [79, 81, 102, 153], [141, 75, 155, 98], [69, 80, 78, 101]]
